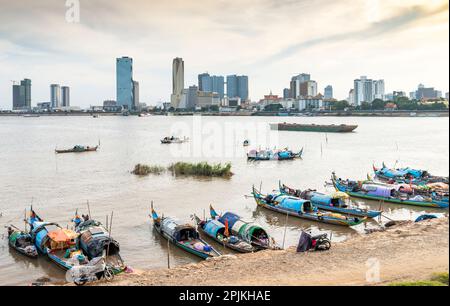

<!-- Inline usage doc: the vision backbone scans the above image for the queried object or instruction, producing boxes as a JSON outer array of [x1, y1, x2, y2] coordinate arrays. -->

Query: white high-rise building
[[171, 57, 185, 108], [133, 81, 139, 110], [374, 80, 385, 100], [354, 76, 385, 105]]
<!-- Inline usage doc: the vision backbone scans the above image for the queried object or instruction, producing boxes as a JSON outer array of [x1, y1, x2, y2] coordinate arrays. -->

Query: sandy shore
[[95, 217, 448, 286]]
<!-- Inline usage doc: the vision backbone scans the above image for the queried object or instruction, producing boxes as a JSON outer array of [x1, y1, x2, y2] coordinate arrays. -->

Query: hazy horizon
[[0, 0, 449, 108]]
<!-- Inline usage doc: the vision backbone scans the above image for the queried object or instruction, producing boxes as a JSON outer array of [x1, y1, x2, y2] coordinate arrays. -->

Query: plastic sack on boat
[[362, 184, 393, 197]]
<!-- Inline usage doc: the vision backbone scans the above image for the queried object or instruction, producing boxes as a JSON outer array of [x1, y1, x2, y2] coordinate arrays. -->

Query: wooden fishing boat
[[72, 214, 125, 274], [55, 145, 99, 154], [279, 182, 381, 218], [209, 205, 278, 250], [247, 148, 303, 161], [270, 122, 358, 133], [194, 215, 255, 253], [253, 187, 366, 227], [373, 163, 449, 185], [28, 209, 87, 270], [150, 204, 221, 259], [332, 173, 449, 209], [365, 175, 448, 203], [160, 136, 189, 144], [7, 227, 38, 258]]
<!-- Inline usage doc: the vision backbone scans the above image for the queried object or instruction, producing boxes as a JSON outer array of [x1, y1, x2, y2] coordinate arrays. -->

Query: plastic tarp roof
[[204, 220, 225, 237], [310, 194, 332, 206], [219, 212, 241, 229], [363, 184, 394, 197], [48, 229, 78, 243], [276, 195, 310, 212]]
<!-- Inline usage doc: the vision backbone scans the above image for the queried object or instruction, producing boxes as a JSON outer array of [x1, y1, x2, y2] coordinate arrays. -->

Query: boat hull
[[333, 179, 448, 208], [154, 224, 219, 260], [197, 227, 254, 253], [271, 123, 358, 133], [254, 198, 364, 227]]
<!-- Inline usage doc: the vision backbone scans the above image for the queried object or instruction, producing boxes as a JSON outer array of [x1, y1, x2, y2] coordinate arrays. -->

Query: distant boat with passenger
[[270, 122, 358, 133], [160, 136, 189, 144], [55, 143, 99, 154]]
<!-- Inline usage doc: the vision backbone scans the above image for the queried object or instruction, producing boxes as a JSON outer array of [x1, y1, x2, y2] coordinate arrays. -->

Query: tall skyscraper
[[50, 84, 61, 108], [226, 75, 238, 99], [61, 86, 70, 107], [21, 79, 31, 109], [198, 73, 209, 91], [414, 84, 440, 100], [324, 85, 333, 99], [354, 76, 385, 105], [12, 78, 31, 110], [198, 73, 225, 99], [171, 57, 184, 108], [133, 81, 140, 109], [300, 80, 317, 97], [226, 75, 249, 101], [237, 75, 249, 101], [290, 73, 312, 98], [116, 57, 134, 110], [373, 80, 385, 100], [283, 88, 291, 99]]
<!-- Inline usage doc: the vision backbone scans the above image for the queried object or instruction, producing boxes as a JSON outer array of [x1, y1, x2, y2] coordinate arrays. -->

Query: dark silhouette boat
[[270, 123, 358, 133]]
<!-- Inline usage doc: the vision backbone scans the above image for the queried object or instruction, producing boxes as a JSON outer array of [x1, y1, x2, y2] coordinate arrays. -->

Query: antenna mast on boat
[[87, 200, 91, 219], [106, 211, 114, 260]]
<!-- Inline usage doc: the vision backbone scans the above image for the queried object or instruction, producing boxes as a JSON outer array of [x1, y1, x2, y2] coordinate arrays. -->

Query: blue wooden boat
[[279, 182, 381, 218], [28, 209, 87, 271], [7, 226, 38, 258], [332, 173, 449, 209], [209, 205, 277, 250], [150, 204, 221, 260], [72, 213, 125, 274], [252, 187, 366, 227], [194, 214, 255, 253], [247, 148, 303, 161], [373, 163, 449, 185]]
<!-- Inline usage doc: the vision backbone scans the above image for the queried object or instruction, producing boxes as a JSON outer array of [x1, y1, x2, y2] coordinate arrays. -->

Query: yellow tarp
[[48, 229, 78, 243]]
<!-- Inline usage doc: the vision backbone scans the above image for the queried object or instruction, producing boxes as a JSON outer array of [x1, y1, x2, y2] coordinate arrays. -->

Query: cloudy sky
[[0, 0, 448, 108]]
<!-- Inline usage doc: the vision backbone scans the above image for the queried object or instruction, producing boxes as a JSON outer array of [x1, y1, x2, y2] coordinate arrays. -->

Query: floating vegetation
[[168, 162, 233, 178], [132, 164, 165, 176], [389, 272, 449, 286], [132, 162, 233, 178]]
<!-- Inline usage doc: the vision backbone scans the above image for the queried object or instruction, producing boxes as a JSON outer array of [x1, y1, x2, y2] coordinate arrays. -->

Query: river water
[[0, 115, 448, 285]]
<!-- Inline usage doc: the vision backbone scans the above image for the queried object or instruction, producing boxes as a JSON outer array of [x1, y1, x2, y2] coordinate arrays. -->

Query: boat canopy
[[310, 194, 333, 206], [273, 194, 313, 213], [219, 212, 241, 229], [203, 220, 225, 237], [47, 229, 78, 250], [161, 218, 199, 241], [80, 226, 120, 258], [362, 184, 394, 197]]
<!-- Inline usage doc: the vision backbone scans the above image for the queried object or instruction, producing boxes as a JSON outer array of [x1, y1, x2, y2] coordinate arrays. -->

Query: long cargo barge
[[270, 122, 358, 133]]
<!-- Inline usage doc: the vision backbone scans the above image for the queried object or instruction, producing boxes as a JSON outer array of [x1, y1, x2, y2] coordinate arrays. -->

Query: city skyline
[[0, 0, 448, 108]]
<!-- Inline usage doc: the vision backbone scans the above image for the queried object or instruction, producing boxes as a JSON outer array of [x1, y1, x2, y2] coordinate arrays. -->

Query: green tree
[[360, 102, 371, 110], [371, 99, 386, 110], [333, 100, 350, 110]]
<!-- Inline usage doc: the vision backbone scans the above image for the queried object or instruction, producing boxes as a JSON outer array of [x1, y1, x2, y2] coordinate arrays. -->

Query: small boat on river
[[373, 163, 449, 185], [332, 173, 449, 209], [209, 205, 277, 250], [72, 213, 125, 274], [55, 144, 99, 154], [253, 187, 366, 227], [194, 213, 255, 253], [160, 136, 189, 144], [7, 226, 38, 258], [270, 122, 358, 133], [279, 182, 381, 218], [150, 204, 221, 259], [247, 148, 303, 161]]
